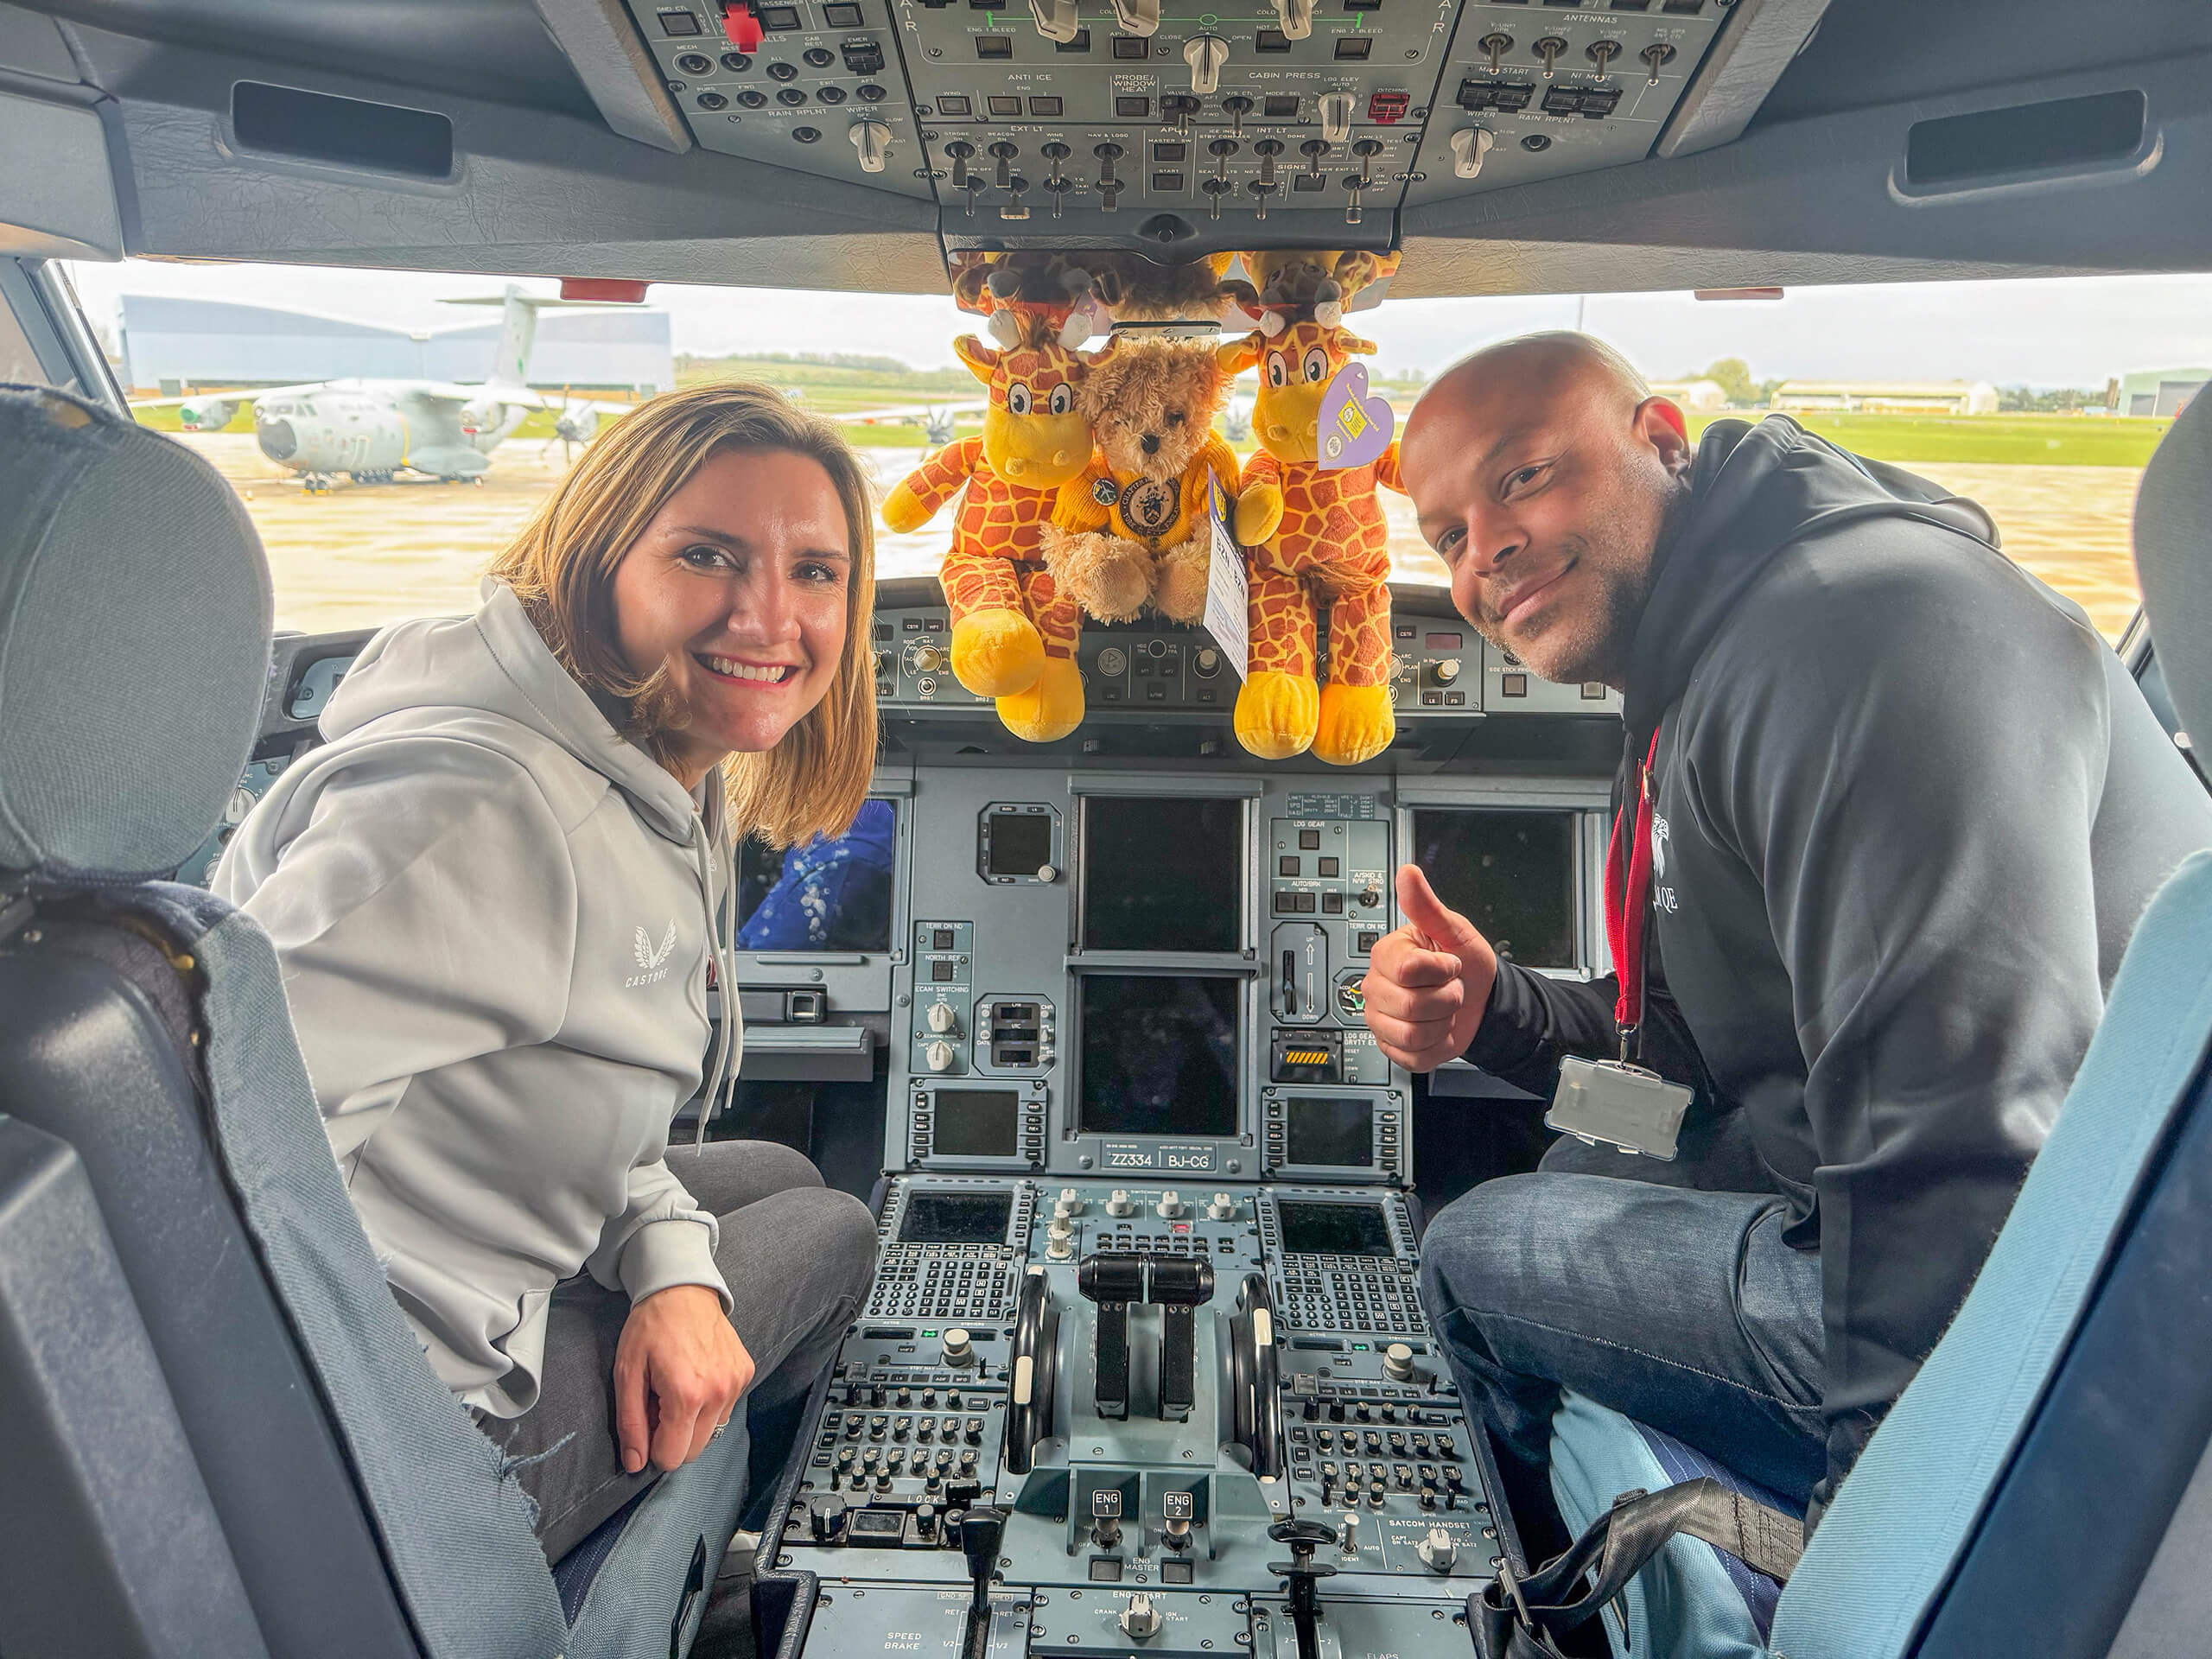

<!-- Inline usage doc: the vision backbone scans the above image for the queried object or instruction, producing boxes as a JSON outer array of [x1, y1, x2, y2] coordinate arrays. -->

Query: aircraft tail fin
[[438, 284, 622, 390]]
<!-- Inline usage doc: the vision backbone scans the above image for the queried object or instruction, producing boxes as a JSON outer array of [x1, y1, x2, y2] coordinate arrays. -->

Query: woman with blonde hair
[[217, 383, 880, 1559]]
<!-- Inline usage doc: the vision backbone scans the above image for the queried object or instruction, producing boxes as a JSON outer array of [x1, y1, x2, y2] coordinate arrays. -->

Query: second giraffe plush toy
[[1216, 319, 1405, 766]]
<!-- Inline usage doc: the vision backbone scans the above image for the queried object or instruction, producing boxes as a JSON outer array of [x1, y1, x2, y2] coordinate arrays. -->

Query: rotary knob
[[1433, 658, 1462, 684], [1047, 1217, 1073, 1245], [926, 1001, 959, 1034], [1417, 1527, 1458, 1573], [1206, 1192, 1236, 1221], [1155, 1190, 1185, 1219], [912, 645, 944, 672], [1449, 125, 1494, 181], [1057, 1188, 1084, 1217], [924, 1039, 954, 1073], [941, 1327, 974, 1366], [847, 118, 891, 174], [1106, 1189, 1135, 1217], [1272, 0, 1313, 39], [1382, 1342, 1416, 1382], [1119, 1592, 1160, 1639], [1182, 33, 1228, 96]]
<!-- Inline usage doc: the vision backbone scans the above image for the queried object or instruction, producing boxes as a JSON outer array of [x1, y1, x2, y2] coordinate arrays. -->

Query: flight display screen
[[984, 810, 1053, 878], [1410, 809, 1578, 970], [899, 1192, 1014, 1245], [1078, 974, 1240, 1138], [735, 798, 895, 952], [1284, 1096, 1375, 1167], [1081, 797, 1243, 952], [1276, 1200, 1395, 1257], [931, 1089, 1020, 1157]]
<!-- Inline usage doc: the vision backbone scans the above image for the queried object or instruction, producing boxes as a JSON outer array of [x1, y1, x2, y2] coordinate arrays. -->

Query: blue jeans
[[1419, 1172, 1827, 1510]]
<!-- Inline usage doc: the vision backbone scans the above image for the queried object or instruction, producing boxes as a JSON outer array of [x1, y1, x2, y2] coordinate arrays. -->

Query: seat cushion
[[1550, 1390, 1784, 1659]]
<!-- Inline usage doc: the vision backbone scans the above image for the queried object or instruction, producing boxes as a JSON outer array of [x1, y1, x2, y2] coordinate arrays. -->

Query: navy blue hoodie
[[1466, 416, 2212, 1516]]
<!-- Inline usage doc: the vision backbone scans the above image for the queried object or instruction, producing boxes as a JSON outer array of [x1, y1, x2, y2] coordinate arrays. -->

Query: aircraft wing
[[836, 400, 987, 423], [411, 382, 639, 416], [127, 384, 327, 410]]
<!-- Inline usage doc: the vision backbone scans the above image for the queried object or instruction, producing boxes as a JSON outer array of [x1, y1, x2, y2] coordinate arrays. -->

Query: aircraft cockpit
[[5, 3, 2212, 1658]]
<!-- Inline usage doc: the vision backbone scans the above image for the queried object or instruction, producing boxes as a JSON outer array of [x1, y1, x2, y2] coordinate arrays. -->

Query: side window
[[0, 298, 40, 385], [735, 799, 898, 953]]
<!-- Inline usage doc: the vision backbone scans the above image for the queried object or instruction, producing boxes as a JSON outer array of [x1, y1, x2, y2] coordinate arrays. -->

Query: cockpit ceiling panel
[[626, 0, 1727, 250]]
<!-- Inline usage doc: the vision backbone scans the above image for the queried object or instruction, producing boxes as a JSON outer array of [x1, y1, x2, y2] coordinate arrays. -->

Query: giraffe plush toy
[[1216, 319, 1404, 766], [880, 308, 1114, 742]]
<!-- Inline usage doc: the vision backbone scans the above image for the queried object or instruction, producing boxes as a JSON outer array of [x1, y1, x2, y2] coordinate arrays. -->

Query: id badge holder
[[1547, 1054, 1693, 1160]]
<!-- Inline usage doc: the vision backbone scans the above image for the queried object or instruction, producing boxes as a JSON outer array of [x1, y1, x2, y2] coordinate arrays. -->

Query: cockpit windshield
[[73, 257, 2201, 642]]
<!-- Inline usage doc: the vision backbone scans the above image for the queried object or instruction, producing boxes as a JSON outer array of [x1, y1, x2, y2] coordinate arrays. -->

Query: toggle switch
[[940, 143, 973, 195], [1094, 141, 1125, 210], [1300, 137, 1329, 184], [1000, 178, 1029, 219], [1534, 35, 1567, 78], [1586, 38, 1620, 78], [1109, 0, 1158, 36], [1344, 178, 1363, 225], [1029, 0, 1078, 41], [848, 119, 890, 173], [1319, 91, 1354, 145], [1183, 33, 1228, 96], [988, 139, 1018, 188], [1641, 41, 1676, 83], [1478, 29, 1510, 73], [1449, 125, 1493, 180], [1273, 0, 1313, 39]]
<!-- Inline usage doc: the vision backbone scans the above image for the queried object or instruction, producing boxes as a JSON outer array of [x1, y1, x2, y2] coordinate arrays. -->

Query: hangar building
[[119, 293, 674, 396]]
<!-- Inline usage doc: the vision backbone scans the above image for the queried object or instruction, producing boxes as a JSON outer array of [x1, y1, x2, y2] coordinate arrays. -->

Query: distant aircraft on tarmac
[[128, 285, 639, 491]]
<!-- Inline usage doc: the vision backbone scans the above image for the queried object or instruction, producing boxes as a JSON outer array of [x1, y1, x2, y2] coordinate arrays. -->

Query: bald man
[[1370, 333, 2212, 1537]]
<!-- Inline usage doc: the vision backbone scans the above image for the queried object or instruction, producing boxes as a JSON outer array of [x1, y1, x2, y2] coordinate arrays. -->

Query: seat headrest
[[0, 385, 271, 887], [2135, 388, 2212, 757]]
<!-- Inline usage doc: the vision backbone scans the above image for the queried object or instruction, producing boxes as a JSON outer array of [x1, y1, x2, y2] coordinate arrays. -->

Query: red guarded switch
[[721, 1, 764, 52], [1366, 91, 1410, 123]]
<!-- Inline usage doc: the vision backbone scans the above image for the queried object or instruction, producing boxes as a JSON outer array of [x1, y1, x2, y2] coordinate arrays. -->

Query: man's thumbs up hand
[[1362, 865, 1499, 1073]]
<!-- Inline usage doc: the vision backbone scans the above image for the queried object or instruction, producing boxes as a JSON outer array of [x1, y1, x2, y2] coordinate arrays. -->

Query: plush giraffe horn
[[989, 309, 1024, 348]]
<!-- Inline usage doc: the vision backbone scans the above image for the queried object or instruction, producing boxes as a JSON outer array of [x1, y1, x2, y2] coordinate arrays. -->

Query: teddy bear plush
[[1216, 315, 1404, 767], [880, 304, 1114, 743], [1042, 339, 1281, 625]]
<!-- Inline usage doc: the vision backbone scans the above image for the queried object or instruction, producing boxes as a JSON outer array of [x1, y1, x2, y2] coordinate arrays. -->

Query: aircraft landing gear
[[301, 473, 334, 494]]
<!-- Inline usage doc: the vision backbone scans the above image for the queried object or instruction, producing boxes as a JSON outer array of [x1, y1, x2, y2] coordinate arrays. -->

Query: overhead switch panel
[[620, 0, 1734, 249]]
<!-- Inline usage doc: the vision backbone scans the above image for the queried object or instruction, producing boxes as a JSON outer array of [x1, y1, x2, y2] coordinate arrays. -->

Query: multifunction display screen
[[1410, 808, 1578, 970], [1276, 1200, 1395, 1257], [1081, 797, 1243, 952], [1077, 973, 1240, 1138], [1284, 1096, 1375, 1167], [931, 1089, 1020, 1157], [735, 798, 895, 951], [984, 810, 1052, 878], [899, 1192, 1013, 1245]]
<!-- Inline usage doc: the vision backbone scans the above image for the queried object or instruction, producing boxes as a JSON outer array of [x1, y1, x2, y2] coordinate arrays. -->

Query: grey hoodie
[[215, 580, 741, 1418]]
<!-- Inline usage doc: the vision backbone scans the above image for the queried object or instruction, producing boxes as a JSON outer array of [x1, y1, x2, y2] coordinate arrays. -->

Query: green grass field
[[1685, 410, 2171, 467]]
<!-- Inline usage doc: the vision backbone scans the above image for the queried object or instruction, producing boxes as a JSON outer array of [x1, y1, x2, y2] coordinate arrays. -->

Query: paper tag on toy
[[1201, 476, 1250, 682], [1062, 290, 1115, 345], [1318, 362, 1395, 470]]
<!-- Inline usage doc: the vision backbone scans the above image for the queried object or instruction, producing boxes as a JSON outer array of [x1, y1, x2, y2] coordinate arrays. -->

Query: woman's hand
[[613, 1284, 755, 1474]]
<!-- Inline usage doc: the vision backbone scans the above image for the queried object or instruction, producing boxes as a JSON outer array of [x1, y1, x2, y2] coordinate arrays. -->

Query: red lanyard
[[1604, 728, 1663, 1059]]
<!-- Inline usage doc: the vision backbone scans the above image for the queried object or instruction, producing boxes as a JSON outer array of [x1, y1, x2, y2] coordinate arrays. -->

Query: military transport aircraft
[[128, 283, 639, 489], [3, 3, 2212, 1659]]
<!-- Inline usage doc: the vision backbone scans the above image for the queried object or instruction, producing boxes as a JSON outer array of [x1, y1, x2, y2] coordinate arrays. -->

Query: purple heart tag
[[1317, 360, 1394, 469]]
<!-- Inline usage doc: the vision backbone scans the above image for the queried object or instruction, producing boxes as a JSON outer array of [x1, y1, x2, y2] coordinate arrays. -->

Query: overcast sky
[[63, 258, 2212, 389]]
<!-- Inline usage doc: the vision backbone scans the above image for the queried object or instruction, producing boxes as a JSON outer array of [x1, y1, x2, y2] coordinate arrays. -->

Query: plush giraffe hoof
[[1313, 682, 1395, 766], [950, 608, 1045, 697], [1234, 670, 1319, 760], [1151, 536, 1211, 624], [996, 654, 1085, 743]]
